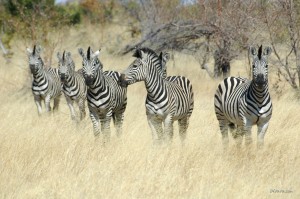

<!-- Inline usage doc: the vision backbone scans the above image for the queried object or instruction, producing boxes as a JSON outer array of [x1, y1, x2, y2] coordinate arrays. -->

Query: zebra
[[119, 47, 194, 144], [26, 45, 62, 115], [57, 50, 87, 121], [214, 45, 272, 148], [78, 46, 127, 142]]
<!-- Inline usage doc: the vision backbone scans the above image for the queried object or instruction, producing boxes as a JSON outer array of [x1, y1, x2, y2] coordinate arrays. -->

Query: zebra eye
[[133, 65, 138, 68], [266, 65, 268, 68]]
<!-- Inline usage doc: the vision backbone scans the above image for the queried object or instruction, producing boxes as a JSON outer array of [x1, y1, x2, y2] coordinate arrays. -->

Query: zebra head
[[26, 45, 43, 75], [78, 47, 102, 86], [120, 47, 163, 87], [159, 51, 170, 79], [57, 51, 75, 83], [250, 45, 272, 88]]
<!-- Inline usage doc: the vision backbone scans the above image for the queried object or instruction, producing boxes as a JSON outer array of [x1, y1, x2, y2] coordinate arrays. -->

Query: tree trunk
[[213, 43, 231, 79]]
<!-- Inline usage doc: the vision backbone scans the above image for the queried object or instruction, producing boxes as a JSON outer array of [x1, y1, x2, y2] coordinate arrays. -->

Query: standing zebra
[[27, 45, 62, 115], [78, 47, 127, 141], [120, 48, 194, 144], [57, 51, 87, 121], [214, 45, 272, 148]]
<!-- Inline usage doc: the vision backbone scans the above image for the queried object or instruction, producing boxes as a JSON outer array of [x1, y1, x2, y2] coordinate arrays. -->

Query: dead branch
[[119, 21, 216, 55]]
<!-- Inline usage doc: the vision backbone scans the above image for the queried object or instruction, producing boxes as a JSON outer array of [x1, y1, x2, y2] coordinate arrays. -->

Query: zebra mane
[[133, 47, 163, 76], [62, 51, 66, 61], [33, 45, 36, 55], [133, 47, 158, 59], [258, 45, 263, 60], [87, 46, 91, 60]]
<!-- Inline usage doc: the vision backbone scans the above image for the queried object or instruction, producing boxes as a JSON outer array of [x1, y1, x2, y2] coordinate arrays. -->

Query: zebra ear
[[250, 46, 257, 56], [26, 48, 32, 56], [57, 52, 62, 61], [92, 49, 101, 58], [78, 48, 85, 58], [133, 49, 142, 58], [35, 45, 42, 55], [139, 49, 147, 59], [66, 52, 71, 58], [163, 52, 170, 63], [263, 46, 272, 56]]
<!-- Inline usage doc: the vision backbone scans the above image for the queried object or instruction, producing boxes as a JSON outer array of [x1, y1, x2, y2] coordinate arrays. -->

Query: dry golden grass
[[0, 25, 299, 199]]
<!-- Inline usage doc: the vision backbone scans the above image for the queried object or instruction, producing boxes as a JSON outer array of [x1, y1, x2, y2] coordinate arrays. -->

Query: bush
[[80, 0, 116, 24], [0, 0, 83, 62]]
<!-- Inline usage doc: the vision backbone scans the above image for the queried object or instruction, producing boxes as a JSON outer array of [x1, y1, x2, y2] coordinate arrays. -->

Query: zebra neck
[[144, 71, 166, 101], [32, 68, 47, 82], [63, 75, 75, 88], [247, 81, 270, 104], [69, 62, 75, 71], [89, 70, 106, 90]]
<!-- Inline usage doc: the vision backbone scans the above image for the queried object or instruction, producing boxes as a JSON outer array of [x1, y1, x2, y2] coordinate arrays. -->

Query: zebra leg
[[164, 116, 174, 143], [66, 96, 76, 120], [231, 124, 245, 147], [112, 112, 124, 137], [89, 111, 100, 136], [147, 114, 163, 145], [45, 95, 52, 112], [34, 95, 42, 115], [243, 124, 253, 147], [53, 95, 61, 112], [257, 122, 269, 148], [100, 116, 111, 144], [228, 123, 236, 137], [178, 117, 189, 145], [218, 120, 229, 149], [78, 98, 86, 120]]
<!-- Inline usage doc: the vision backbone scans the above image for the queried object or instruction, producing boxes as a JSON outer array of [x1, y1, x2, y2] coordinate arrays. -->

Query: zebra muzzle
[[255, 74, 266, 87], [60, 74, 66, 83], [29, 64, 37, 73], [85, 76, 95, 86], [119, 74, 129, 87]]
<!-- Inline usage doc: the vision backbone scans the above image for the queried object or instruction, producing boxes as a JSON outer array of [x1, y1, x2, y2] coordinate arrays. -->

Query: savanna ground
[[0, 24, 299, 199]]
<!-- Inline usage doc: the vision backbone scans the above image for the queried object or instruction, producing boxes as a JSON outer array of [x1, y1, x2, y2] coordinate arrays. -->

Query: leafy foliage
[[0, 0, 81, 56]]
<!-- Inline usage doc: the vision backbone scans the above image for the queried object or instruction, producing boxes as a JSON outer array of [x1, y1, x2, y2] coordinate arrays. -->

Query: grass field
[[0, 25, 299, 198]]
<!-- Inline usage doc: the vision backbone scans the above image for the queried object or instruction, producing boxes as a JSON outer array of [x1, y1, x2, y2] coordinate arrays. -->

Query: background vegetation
[[2, 0, 300, 90]]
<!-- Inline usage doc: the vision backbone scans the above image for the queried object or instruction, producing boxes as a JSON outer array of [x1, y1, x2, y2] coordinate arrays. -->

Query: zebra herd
[[26, 44, 273, 148]]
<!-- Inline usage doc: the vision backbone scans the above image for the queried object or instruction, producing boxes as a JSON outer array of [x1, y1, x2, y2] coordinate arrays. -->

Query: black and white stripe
[[27, 45, 62, 115], [57, 51, 87, 121], [120, 48, 194, 144], [78, 47, 127, 141], [214, 45, 273, 148], [159, 51, 194, 118]]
